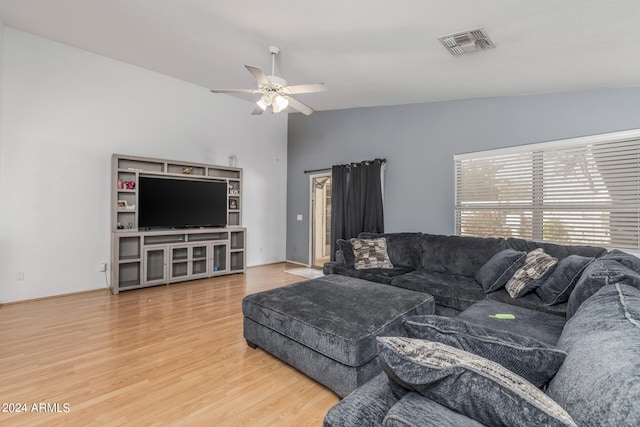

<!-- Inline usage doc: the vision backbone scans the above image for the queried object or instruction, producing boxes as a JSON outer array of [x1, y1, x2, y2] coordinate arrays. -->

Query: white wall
[[0, 28, 288, 303]]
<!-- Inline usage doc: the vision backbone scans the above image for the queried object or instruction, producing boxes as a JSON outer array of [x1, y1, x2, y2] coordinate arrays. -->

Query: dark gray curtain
[[330, 159, 385, 260]]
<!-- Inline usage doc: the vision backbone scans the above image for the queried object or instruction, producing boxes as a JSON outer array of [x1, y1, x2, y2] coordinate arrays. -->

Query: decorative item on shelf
[[229, 199, 238, 210], [182, 167, 193, 174], [117, 221, 123, 229], [117, 200, 127, 210], [124, 203, 136, 210], [124, 181, 135, 190], [117, 179, 123, 189], [229, 189, 240, 195], [228, 154, 238, 168], [126, 222, 133, 229]]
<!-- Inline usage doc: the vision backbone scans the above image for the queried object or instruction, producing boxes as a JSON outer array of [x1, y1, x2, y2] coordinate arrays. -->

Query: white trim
[[454, 128, 640, 161], [308, 171, 332, 268]]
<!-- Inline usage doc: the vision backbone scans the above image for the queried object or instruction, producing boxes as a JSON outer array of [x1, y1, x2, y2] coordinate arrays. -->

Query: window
[[455, 129, 640, 251]]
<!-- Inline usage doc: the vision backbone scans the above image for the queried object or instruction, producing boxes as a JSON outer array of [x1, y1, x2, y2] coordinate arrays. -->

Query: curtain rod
[[304, 158, 386, 174], [304, 167, 332, 174]]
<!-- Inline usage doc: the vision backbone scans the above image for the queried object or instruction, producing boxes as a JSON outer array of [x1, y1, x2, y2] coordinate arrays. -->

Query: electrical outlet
[[98, 263, 107, 272]]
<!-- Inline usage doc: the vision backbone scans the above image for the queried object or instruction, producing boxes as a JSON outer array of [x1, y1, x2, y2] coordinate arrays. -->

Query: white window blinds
[[455, 129, 640, 251]]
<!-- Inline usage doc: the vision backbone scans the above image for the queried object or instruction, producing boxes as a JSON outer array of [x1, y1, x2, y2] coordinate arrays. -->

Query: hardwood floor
[[0, 263, 339, 426]]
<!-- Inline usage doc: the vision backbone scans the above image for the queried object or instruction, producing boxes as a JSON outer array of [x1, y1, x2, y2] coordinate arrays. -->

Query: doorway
[[310, 173, 332, 268]]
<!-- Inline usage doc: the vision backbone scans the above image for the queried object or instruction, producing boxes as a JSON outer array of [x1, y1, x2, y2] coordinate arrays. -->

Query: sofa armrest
[[324, 373, 404, 427], [323, 261, 345, 275]]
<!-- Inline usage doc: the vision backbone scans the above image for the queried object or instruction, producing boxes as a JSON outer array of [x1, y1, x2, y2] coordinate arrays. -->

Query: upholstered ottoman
[[242, 274, 435, 397]]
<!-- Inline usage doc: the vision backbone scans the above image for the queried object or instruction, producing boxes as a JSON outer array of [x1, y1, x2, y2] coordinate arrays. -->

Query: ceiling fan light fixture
[[274, 95, 289, 110], [257, 94, 271, 111]]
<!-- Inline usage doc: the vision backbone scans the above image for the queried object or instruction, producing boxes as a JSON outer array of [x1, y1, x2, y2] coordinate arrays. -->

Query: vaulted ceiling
[[1, 0, 639, 112]]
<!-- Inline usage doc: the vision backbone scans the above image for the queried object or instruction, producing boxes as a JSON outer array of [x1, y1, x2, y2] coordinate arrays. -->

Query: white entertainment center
[[110, 154, 246, 294]]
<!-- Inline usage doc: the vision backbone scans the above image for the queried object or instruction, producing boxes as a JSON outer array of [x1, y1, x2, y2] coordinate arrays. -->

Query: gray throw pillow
[[336, 239, 355, 267], [476, 249, 527, 293], [602, 249, 640, 274], [505, 248, 558, 298], [403, 315, 566, 388], [567, 259, 640, 318], [535, 255, 595, 305], [351, 237, 394, 270], [377, 337, 577, 427]]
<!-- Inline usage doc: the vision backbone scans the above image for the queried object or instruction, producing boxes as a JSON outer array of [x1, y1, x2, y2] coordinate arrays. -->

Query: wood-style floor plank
[[0, 263, 339, 426]]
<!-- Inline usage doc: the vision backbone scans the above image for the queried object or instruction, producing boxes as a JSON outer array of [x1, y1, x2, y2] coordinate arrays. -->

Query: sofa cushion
[[383, 392, 484, 427], [506, 237, 607, 260], [377, 337, 577, 427], [324, 263, 415, 285], [476, 249, 527, 293], [505, 248, 558, 298], [403, 315, 566, 388], [359, 232, 423, 269], [487, 289, 568, 317], [420, 234, 508, 277], [457, 299, 566, 346], [536, 255, 595, 305], [391, 270, 485, 311], [567, 259, 640, 318], [351, 237, 394, 270], [547, 284, 640, 426]]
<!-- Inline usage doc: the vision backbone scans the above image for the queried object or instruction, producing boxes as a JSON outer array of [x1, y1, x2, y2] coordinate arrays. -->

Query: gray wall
[[287, 88, 640, 265]]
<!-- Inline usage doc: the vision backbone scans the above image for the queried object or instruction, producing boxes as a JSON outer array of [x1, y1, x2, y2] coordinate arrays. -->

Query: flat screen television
[[138, 176, 228, 230]]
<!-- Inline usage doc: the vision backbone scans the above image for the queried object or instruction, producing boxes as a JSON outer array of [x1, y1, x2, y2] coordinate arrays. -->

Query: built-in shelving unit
[[110, 154, 246, 294]]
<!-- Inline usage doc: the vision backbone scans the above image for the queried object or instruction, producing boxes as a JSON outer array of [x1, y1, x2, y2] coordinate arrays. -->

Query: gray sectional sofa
[[324, 232, 607, 315], [322, 232, 640, 426]]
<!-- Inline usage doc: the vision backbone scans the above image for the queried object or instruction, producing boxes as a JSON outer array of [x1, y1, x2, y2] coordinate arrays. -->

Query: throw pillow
[[377, 337, 577, 427], [403, 315, 567, 388], [336, 239, 355, 267], [602, 249, 640, 274], [476, 249, 527, 293], [350, 237, 394, 270], [536, 255, 595, 306], [567, 259, 640, 319], [505, 248, 558, 298]]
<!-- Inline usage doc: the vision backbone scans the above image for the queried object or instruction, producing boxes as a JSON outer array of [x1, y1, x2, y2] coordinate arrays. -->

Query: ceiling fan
[[210, 46, 326, 116]]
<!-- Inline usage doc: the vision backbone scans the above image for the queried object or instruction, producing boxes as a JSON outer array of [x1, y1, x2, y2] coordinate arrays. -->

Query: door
[[310, 173, 332, 268], [143, 246, 168, 285], [210, 242, 229, 274]]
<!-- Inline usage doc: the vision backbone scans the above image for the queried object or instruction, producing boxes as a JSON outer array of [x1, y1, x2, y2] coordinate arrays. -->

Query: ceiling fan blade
[[245, 65, 270, 86], [285, 83, 327, 95], [210, 88, 257, 94], [210, 89, 260, 102], [251, 105, 265, 115], [286, 96, 315, 116]]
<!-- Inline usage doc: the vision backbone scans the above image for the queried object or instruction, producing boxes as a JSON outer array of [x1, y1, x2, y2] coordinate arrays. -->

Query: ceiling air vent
[[438, 27, 495, 55]]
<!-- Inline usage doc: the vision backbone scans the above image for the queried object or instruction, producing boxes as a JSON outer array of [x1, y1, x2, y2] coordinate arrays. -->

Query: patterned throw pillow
[[505, 248, 558, 298], [377, 337, 577, 427], [350, 237, 394, 270]]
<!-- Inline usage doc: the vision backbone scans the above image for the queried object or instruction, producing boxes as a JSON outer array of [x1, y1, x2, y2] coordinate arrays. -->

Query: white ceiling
[[1, 0, 640, 112]]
